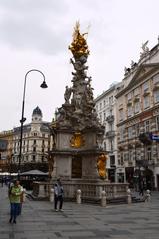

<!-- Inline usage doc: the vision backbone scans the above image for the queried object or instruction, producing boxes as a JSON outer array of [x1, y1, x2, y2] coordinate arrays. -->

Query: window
[[128, 126, 133, 139], [143, 95, 150, 109], [154, 90, 159, 103], [33, 147, 36, 152], [119, 126, 125, 141], [127, 105, 133, 117], [109, 96, 113, 105], [143, 81, 149, 91], [110, 155, 115, 166], [103, 111, 106, 121], [153, 74, 159, 84], [134, 101, 140, 113], [32, 155, 36, 162], [135, 123, 140, 137], [103, 100, 106, 107], [129, 150, 133, 161], [147, 147, 152, 161], [100, 102, 102, 110], [34, 133, 37, 136], [34, 140, 36, 144], [99, 113, 102, 122], [127, 92, 132, 101], [119, 109, 124, 121], [109, 123, 113, 131], [156, 116, 159, 130], [144, 120, 150, 132], [109, 139, 114, 151]]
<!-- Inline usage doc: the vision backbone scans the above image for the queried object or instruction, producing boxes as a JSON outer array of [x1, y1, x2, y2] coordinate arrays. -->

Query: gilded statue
[[69, 21, 89, 57], [70, 132, 85, 148], [97, 153, 108, 179]]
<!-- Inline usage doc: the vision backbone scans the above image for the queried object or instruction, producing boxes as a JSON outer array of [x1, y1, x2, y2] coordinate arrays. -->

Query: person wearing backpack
[[54, 178, 64, 212]]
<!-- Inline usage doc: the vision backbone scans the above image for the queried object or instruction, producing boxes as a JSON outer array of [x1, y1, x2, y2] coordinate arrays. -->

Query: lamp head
[[40, 80, 48, 88]]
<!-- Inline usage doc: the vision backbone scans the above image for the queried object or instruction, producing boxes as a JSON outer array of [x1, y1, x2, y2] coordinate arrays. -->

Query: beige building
[[95, 83, 125, 182], [0, 130, 13, 172], [116, 39, 159, 190], [12, 106, 51, 172]]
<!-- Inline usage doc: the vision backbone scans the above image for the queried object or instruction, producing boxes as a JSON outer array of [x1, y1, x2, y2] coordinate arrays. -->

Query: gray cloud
[[0, 0, 69, 55]]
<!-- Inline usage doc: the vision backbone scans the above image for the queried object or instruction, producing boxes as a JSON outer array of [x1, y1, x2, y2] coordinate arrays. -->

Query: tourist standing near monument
[[8, 180, 22, 224], [54, 178, 64, 211]]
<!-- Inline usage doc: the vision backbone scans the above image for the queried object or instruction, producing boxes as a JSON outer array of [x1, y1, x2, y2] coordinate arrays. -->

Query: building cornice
[[117, 104, 159, 127], [116, 63, 159, 98]]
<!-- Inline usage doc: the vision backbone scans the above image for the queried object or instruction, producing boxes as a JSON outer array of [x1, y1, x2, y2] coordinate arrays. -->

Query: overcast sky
[[0, 0, 159, 131]]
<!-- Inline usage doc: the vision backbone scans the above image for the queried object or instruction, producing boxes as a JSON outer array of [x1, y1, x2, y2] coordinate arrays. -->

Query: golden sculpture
[[97, 153, 108, 179], [70, 132, 85, 148], [69, 21, 89, 57]]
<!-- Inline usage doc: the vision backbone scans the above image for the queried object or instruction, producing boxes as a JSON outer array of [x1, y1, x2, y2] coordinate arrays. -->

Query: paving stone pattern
[[0, 186, 159, 239]]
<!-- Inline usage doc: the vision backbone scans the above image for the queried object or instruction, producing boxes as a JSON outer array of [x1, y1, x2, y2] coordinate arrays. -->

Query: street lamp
[[18, 69, 48, 179]]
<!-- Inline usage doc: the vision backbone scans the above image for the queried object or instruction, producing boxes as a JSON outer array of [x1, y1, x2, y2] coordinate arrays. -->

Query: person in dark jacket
[[54, 178, 64, 211]]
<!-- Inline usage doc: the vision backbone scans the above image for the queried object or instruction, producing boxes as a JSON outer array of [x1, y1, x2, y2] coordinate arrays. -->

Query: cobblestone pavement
[[0, 185, 159, 239]]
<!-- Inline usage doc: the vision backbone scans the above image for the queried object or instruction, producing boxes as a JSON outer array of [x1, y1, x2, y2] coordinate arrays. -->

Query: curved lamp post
[[18, 69, 48, 179]]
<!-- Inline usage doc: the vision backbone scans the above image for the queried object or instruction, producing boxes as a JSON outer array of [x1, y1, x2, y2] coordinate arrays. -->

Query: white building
[[12, 106, 51, 171], [95, 83, 125, 182]]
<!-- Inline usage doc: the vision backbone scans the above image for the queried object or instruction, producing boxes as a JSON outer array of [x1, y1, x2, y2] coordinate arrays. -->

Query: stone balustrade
[[32, 181, 129, 202]]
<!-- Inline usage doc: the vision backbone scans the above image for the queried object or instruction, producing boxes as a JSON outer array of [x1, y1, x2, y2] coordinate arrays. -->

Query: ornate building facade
[[11, 106, 50, 172], [116, 40, 159, 190]]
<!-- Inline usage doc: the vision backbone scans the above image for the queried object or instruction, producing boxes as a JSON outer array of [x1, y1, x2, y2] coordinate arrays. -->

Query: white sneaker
[[59, 209, 64, 212], [55, 209, 58, 212]]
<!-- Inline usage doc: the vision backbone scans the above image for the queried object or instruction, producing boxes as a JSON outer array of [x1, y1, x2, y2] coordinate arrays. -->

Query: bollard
[[145, 189, 151, 202], [50, 188, 54, 202], [101, 190, 106, 207], [127, 188, 132, 204], [23, 188, 26, 202], [76, 189, 81, 204]]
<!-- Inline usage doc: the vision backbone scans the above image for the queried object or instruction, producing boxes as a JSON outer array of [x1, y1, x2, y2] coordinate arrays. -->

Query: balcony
[[106, 115, 114, 123], [106, 130, 115, 138]]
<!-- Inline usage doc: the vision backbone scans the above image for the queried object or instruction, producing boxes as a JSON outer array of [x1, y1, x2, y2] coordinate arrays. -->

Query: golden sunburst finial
[[69, 21, 89, 58]]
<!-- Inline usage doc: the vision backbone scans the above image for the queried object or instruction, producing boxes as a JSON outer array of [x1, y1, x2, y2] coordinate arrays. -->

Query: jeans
[[17, 203, 22, 215], [54, 195, 63, 210], [10, 203, 19, 221]]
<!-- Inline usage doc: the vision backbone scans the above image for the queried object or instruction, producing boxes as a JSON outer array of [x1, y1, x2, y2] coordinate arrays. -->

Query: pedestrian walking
[[8, 180, 22, 224], [54, 178, 64, 212]]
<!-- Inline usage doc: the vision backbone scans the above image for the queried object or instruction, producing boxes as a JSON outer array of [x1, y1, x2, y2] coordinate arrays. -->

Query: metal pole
[[18, 69, 47, 179]]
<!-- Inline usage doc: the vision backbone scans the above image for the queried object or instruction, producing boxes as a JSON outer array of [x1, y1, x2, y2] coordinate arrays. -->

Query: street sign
[[150, 134, 159, 141]]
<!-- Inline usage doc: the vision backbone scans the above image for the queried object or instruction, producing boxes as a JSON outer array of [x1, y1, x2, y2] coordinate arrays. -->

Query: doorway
[[71, 156, 82, 178]]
